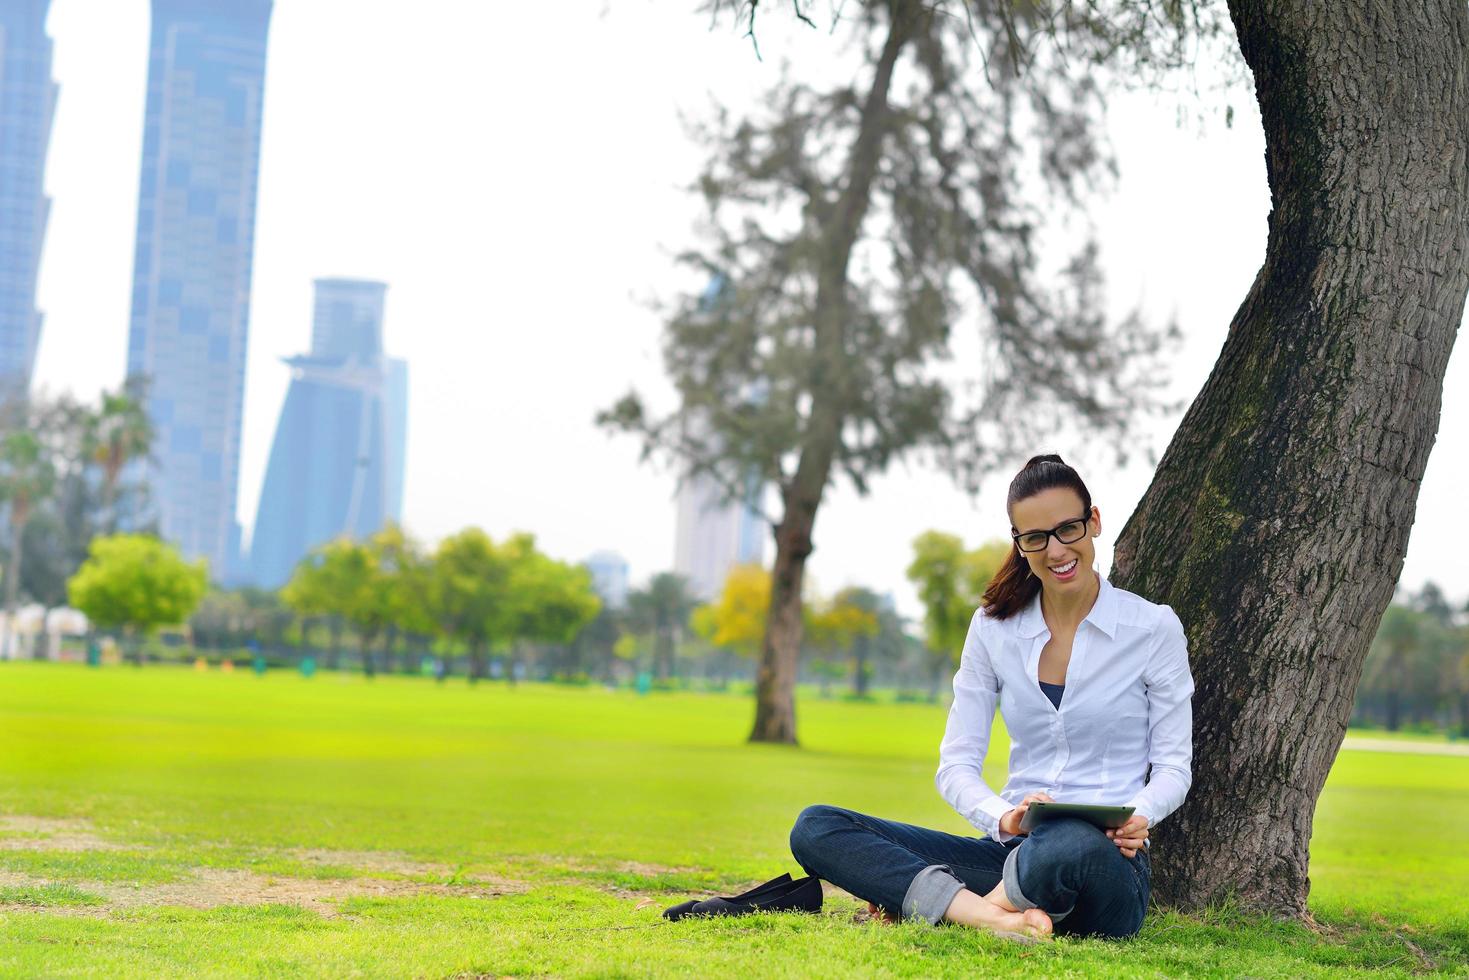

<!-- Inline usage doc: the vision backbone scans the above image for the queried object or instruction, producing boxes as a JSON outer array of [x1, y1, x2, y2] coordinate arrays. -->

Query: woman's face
[[1009, 487, 1101, 595]]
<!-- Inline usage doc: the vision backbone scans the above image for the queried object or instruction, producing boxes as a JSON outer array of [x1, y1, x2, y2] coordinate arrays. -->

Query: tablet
[[1017, 802, 1134, 834]]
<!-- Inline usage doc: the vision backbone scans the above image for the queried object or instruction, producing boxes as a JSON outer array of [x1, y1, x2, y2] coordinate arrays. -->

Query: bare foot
[[943, 889, 1053, 938], [864, 901, 900, 925]]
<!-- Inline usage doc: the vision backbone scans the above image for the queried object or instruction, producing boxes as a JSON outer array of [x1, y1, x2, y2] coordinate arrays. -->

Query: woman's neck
[[1040, 570, 1101, 633]]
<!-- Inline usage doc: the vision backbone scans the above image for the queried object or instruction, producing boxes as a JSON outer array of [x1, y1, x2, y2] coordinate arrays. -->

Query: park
[[2, 0, 1468, 975]]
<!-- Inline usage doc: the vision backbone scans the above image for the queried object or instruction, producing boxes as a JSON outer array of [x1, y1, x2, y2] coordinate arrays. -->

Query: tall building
[[249, 278, 408, 588], [125, 0, 273, 578], [673, 470, 765, 601], [584, 551, 629, 611], [0, 0, 57, 395]]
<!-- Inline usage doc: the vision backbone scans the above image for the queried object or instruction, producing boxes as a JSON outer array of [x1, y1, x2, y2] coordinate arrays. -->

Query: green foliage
[[66, 533, 207, 634], [1356, 584, 1469, 734], [692, 564, 771, 657], [907, 530, 1011, 668]]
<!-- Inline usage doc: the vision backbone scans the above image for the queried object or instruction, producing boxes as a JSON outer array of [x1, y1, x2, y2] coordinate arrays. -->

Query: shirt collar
[[1015, 575, 1119, 640]]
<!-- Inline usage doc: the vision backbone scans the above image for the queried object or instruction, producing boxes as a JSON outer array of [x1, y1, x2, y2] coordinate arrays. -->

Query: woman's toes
[[1021, 908, 1053, 936]]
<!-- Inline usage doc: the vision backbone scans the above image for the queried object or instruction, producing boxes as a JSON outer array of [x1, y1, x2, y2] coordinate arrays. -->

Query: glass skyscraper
[[125, 0, 272, 578], [249, 279, 408, 588], [0, 0, 56, 395]]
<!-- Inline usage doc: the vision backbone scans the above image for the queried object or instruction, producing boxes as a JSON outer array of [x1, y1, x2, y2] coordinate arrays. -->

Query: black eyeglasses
[[1012, 514, 1090, 553]]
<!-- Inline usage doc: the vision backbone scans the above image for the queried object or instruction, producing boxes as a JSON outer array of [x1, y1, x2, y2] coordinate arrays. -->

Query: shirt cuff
[[977, 796, 1015, 841]]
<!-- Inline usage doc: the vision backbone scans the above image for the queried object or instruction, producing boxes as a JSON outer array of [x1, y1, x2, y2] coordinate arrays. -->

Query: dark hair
[[980, 454, 1094, 620]]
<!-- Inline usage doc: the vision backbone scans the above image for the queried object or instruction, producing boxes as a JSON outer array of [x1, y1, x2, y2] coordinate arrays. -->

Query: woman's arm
[[1123, 605, 1195, 828], [935, 611, 1016, 839]]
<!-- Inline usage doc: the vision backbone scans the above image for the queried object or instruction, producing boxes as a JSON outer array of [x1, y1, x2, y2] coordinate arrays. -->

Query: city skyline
[[17, 2, 1469, 615], [0, 0, 56, 395], [125, 0, 273, 579], [249, 277, 407, 588]]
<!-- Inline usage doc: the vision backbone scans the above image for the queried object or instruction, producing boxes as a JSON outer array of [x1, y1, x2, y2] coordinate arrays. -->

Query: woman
[[788, 454, 1194, 939]]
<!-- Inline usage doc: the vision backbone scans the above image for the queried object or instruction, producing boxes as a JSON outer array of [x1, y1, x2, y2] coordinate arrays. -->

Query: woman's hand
[[1105, 814, 1149, 858], [998, 792, 1055, 836]]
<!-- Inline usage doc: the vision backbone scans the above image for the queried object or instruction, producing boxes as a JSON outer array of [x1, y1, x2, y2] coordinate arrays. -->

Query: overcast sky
[[30, 1, 1469, 616]]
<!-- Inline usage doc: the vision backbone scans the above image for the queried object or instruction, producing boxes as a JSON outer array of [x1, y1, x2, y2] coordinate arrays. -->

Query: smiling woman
[[787, 454, 1195, 940]]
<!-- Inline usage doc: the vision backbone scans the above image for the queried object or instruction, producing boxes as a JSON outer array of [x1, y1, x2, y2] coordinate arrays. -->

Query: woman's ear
[[1091, 506, 1102, 537]]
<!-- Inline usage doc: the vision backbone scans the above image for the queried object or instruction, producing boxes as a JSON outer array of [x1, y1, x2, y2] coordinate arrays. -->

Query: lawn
[[0, 663, 1465, 977]]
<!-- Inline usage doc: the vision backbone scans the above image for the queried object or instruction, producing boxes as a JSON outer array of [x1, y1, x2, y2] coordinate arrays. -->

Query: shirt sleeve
[[1124, 604, 1194, 827], [935, 610, 1017, 840]]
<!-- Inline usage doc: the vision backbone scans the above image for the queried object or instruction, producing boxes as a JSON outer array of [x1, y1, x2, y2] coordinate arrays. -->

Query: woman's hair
[[980, 454, 1094, 620]]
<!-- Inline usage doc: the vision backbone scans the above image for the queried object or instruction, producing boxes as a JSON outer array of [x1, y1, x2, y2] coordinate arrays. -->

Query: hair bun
[[1024, 453, 1065, 469]]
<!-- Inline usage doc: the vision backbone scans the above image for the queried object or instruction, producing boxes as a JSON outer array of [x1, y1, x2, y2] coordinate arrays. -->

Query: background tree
[[372, 523, 434, 673], [428, 528, 513, 682], [804, 586, 880, 697], [626, 572, 698, 682], [603, 0, 1181, 744], [66, 533, 207, 664], [692, 563, 771, 660], [282, 539, 367, 670], [906, 530, 1008, 698], [505, 540, 602, 677], [83, 382, 153, 534], [0, 429, 55, 658]]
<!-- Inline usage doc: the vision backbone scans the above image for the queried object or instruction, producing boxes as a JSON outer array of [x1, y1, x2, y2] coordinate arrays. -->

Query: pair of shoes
[[662, 873, 822, 920]]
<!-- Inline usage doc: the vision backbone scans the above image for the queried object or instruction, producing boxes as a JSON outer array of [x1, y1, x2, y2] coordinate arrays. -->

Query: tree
[[428, 528, 514, 682], [83, 382, 153, 534], [506, 542, 603, 670], [626, 573, 698, 681], [372, 523, 435, 673], [0, 429, 55, 658], [1104, 0, 1469, 915], [804, 586, 880, 697], [66, 534, 207, 663], [281, 538, 370, 670], [603, 0, 1182, 744], [692, 564, 772, 659], [906, 530, 1007, 699]]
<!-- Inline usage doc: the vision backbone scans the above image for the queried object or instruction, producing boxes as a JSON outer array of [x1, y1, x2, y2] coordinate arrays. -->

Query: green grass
[[0, 662, 1465, 977]]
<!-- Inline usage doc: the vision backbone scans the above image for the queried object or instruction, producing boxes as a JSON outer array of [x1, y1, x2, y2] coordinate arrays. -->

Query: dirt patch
[[0, 866, 527, 919], [286, 847, 453, 878], [0, 815, 122, 853], [100, 868, 523, 916]]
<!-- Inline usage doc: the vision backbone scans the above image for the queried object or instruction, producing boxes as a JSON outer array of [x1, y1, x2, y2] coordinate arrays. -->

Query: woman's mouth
[[1049, 558, 1079, 581]]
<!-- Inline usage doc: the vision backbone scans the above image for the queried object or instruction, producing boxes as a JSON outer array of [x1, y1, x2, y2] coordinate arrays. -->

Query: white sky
[[30, 1, 1469, 617]]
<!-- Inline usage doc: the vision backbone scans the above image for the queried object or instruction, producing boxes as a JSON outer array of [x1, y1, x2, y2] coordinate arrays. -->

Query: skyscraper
[[584, 551, 630, 610], [0, 0, 57, 395], [249, 279, 409, 588], [673, 472, 765, 601], [125, 0, 273, 578]]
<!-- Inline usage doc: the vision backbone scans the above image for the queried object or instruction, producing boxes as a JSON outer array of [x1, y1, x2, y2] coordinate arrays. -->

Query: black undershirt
[[1039, 680, 1065, 709]]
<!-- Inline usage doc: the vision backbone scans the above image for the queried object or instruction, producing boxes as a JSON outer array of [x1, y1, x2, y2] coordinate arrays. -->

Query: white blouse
[[935, 576, 1194, 840]]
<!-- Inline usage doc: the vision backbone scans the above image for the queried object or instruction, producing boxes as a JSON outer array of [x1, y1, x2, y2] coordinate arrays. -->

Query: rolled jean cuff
[[902, 864, 966, 925], [1003, 845, 1069, 923]]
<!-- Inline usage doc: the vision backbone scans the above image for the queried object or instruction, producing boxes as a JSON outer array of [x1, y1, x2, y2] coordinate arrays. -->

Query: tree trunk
[[853, 637, 870, 698], [327, 619, 342, 671], [360, 636, 375, 678], [1110, 0, 1469, 917], [2, 511, 26, 661], [468, 639, 484, 684], [748, 3, 917, 744]]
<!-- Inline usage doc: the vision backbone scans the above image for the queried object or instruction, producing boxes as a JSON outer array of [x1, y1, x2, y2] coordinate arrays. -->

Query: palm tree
[[84, 383, 153, 533], [0, 430, 56, 659], [627, 573, 698, 682]]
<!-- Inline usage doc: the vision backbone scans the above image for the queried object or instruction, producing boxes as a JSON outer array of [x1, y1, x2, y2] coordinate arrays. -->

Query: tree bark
[[1110, 0, 1469, 917], [748, 1, 919, 744]]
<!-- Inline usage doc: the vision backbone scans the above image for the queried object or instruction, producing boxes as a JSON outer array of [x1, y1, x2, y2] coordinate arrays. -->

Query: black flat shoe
[[665, 874, 821, 920], [662, 872, 794, 921]]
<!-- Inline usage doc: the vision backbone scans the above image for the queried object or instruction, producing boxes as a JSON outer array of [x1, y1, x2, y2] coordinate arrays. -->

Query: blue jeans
[[788, 804, 1150, 938]]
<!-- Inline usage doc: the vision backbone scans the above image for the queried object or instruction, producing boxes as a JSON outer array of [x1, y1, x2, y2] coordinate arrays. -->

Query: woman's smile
[[1049, 558, 1079, 581]]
